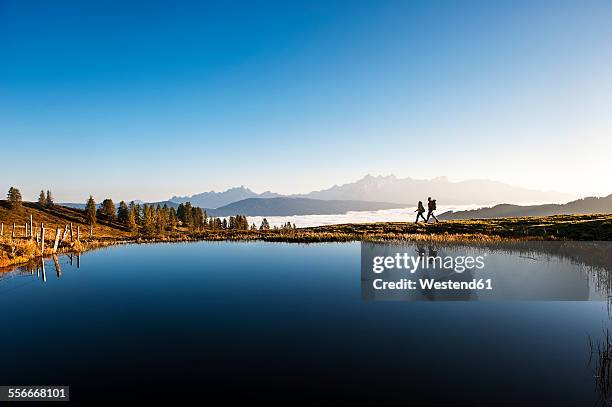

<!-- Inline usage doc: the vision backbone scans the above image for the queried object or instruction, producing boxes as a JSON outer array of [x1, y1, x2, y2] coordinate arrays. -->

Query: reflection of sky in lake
[[0, 241, 610, 404], [361, 242, 612, 301]]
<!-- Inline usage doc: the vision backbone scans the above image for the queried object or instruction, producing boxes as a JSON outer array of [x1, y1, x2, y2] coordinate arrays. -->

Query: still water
[[0, 241, 611, 404]]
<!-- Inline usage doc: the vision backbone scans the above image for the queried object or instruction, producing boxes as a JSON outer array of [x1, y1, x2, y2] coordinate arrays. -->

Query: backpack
[[432, 200, 437, 210]]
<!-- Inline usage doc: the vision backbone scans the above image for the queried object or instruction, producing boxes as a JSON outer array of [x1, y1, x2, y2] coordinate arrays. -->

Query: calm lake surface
[[1, 241, 611, 404]]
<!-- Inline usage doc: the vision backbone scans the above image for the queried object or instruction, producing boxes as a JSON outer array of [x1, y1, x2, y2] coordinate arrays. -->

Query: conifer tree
[[183, 202, 193, 226], [99, 198, 116, 220], [7, 187, 22, 209], [128, 204, 138, 232], [156, 204, 166, 234], [134, 203, 142, 225], [117, 201, 129, 225], [46, 190, 54, 208], [142, 204, 155, 235], [38, 190, 47, 208], [85, 196, 97, 225], [177, 203, 185, 225], [169, 207, 178, 232], [260, 218, 270, 230]]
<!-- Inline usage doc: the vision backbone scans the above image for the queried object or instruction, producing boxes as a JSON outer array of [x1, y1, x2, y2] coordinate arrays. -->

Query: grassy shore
[[1, 201, 611, 269]]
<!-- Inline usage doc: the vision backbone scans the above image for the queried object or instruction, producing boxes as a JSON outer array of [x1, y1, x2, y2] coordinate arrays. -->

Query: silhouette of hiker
[[426, 197, 439, 223], [415, 201, 426, 223]]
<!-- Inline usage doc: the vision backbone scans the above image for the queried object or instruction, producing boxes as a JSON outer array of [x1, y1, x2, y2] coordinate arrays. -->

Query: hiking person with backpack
[[426, 197, 439, 223], [415, 201, 426, 223]]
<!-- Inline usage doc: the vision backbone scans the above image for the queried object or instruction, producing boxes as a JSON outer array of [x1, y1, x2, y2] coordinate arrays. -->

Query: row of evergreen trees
[[84, 197, 262, 235], [5, 187, 293, 235], [37, 190, 54, 208], [6, 187, 52, 209]]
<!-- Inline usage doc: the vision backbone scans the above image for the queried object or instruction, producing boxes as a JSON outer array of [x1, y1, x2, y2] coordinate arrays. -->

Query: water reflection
[[1, 241, 612, 404], [0, 252, 82, 284], [362, 241, 612, 302]]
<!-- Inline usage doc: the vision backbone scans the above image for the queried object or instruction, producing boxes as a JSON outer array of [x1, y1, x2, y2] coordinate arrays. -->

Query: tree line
[[5, 187, 291, 234]]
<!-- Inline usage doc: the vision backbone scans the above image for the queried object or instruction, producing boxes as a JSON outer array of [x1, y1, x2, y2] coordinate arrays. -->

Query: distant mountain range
[[170, 187, 280, 209], [59, 175, 587, 217], [169, 175, 573, 208], [294, 174, 573, 205], [207, 198, 404, 217], [439, 195, 612, 220]]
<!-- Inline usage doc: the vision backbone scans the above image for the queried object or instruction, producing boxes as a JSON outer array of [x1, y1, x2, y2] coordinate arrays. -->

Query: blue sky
[[1, 0, 611, 202]]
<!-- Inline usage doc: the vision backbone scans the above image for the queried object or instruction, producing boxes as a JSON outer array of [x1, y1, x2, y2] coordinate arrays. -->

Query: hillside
[[208, 197, 405, 216], [440, 195, 612, 220], [0, 201, 130, 239]]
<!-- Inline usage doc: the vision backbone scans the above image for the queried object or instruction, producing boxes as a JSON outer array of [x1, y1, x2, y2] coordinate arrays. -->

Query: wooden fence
[[0, 216, 93, 257]]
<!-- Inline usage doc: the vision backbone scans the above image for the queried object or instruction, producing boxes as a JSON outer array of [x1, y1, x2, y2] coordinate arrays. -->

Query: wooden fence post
[[90, 225, 93, 238], [1, 223, 3, 236], [53, 228, 61, 253], [25, 223, 28, 238], [62, 224, 69, 242], [53, 254, 61, 278], [40, 224, 45, 255], [30, 214, 33, 239], [77, 226, 80, 242], [12, 223, 15, 240], [70, 223, 74, 242]]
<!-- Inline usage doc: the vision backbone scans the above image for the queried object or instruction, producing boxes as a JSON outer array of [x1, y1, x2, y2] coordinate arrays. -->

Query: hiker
[[426, 197, 439, 223], [415, 201, 426, 223]]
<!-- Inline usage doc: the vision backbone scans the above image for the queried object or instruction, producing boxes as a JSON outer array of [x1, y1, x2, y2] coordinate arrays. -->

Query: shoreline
[[2, 213, 611, 271]]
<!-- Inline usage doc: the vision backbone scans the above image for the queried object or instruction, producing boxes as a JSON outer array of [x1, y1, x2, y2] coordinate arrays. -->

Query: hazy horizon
[[3, 1, 611, 201], [1, 173, 593, 205]]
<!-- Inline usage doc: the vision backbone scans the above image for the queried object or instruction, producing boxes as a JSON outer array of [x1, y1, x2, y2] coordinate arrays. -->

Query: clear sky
[[2, 0, 611, 202]]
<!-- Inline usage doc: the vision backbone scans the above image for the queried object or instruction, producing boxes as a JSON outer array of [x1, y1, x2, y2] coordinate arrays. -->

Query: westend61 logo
[[360, 243, 496, 300], [372, 253, 486, 274]]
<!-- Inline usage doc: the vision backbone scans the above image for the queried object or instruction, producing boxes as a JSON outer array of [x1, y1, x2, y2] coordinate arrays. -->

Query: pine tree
[[46, 190, 54, 208], [260, 218, 270, 230], [128, 204, 138, 232], [117, 201, 129, 225], [38, 190, 47, 208], [183, 202, 193, 226], [142, 204, 156, 235], [7, 187, 22, 209], [169, 207, 178, 232], [85, 196, 97, 225], [134, 203, 142, 225], [177, 203, 185, 225], [156, 204, 166, 234], [99, 198, 116, 221]]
